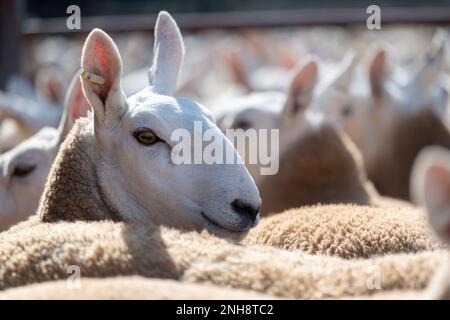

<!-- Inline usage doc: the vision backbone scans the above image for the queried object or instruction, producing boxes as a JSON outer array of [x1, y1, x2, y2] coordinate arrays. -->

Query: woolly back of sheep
[[0, 217, 446, 298], [369, 108, 450, 200], [258, 123, 372, 213], [37, 116, 118, 223]]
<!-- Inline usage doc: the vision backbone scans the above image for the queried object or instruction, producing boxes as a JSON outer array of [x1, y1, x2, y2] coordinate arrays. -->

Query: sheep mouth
[[201, 212, 251, 234]]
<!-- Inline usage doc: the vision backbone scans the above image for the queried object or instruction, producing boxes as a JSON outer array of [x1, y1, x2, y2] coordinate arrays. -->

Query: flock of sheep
[[1, 11, 450, 299]]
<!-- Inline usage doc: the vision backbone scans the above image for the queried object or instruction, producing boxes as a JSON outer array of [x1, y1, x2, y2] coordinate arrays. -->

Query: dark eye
[[232, 120, 251, 130], [12, 164, 36, 178], [133, 128, 161, 146], [341, 105, 353, 117]]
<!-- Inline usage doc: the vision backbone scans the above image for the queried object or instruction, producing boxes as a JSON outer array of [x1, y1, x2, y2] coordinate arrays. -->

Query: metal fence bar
[[22, 6, 450, 36]]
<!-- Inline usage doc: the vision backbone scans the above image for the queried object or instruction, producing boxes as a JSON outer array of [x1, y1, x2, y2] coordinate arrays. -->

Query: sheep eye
[[341, 105, 353, 117], [232, 120, 251, 130], [133, 128, 160, 146], [12, 164, 36, 178]]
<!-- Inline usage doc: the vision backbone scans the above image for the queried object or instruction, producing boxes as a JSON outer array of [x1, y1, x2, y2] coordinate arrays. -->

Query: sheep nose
[[231, 199, 260, 222]]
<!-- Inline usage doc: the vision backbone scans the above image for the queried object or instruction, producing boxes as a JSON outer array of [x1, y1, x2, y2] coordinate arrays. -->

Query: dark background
[[1, 0, 450, 89], [23, 0, 450, 17]]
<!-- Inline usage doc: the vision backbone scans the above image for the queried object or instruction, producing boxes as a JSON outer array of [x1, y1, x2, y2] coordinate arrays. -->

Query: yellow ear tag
[[81, 70, 105, 85]]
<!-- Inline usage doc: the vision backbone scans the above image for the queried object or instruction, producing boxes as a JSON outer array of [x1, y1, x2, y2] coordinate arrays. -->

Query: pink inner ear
[[369, 50, 385, 94], [71, 82, 91, 120], [370, 51, 385, 78], [44, 77, 61, 103], [88, 38, 116, 104], [425, 164, 450, 212], [291, 62, 317, 97], [226, 51, 249, 88]]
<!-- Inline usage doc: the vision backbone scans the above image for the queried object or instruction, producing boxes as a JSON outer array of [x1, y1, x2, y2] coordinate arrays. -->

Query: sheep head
[[78, 11, 261, 238], [215, 56, 371, 212]]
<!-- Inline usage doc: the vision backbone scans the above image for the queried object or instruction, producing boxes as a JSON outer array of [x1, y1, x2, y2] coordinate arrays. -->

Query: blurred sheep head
[[216, 57, 372, 212], [0, 66, 69, 153], [0, 73, 90, 231]]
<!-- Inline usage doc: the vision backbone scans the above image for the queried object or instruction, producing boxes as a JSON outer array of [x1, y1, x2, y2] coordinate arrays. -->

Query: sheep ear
[[35, 67, 65, 104], [369, 47, 386, 96], [281, 58, 318, 119], [330, 51, 356, 91], [149, 11, 185, 96], [226, 50, 251, 90], [80, 28, 127, 126], [57, 71, 91, 142], [410, 30, 446, 90], [412, 147, 450, 243]]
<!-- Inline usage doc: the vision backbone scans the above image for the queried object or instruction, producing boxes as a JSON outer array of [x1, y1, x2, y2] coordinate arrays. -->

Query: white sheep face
[[81, 12, 261, 238], [0, 128, 57, 230]]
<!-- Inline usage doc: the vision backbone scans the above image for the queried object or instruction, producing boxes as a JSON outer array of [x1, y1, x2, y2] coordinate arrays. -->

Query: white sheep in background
[[215, 55, 379, 213], [0, 73, 90, 231], [0, 67, 68, 153], [211, 53, 447, 258], [318, 32, 450, 200]]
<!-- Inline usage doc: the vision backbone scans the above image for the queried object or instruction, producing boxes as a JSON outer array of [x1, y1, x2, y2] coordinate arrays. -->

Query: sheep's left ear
[[149, 11, 185, 96], [412, 146, 450, 243], [81, 28, 127, 127], [329, 51, 356, 91], [281, 58, 318, 119], [57, 71, 91, 142], [410, 30, 446, 90]]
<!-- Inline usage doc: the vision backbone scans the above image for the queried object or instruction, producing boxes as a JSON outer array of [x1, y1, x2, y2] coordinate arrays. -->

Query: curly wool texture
[[37, 115, 118, 223], [243, 204, 446, 258], [33, 117, 440, 260], [344, 258, 450, 300], [2, 115, 445, 299], [0, 218, 446, 299], [0, 276, 275, 300]]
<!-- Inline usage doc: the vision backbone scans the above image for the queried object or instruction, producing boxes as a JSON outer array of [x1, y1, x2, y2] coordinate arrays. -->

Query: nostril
[[231, 199, 260, 221]]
